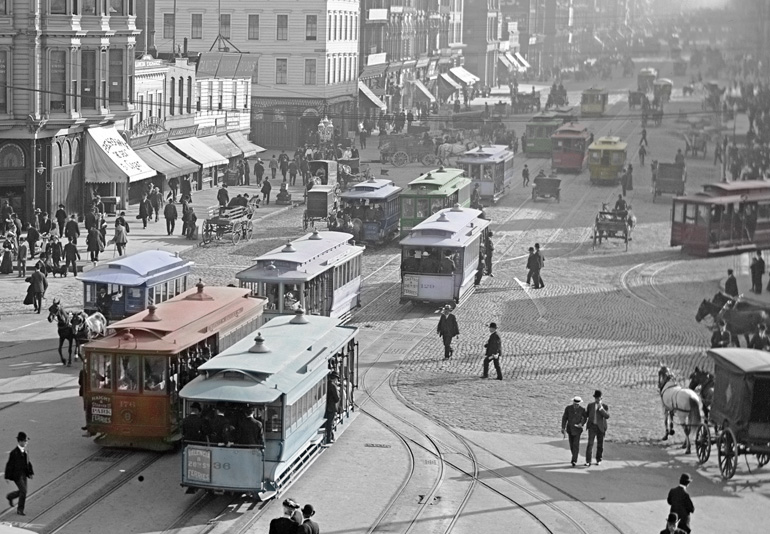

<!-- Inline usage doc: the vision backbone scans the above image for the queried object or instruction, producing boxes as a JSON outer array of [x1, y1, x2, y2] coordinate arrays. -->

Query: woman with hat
[[437, 304, 460, 359], [0, 232, 16, 274]]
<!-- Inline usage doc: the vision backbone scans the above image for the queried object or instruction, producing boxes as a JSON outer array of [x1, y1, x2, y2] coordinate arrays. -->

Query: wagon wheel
[[231, 221, 242, 245], [201, 226, 213, 246], [422, 153, 437, 166], [392, 151, 409, 167], [244, 222, 254, 241], [695, 424, 711, 464], [717, 427, 738, 480], [303, 211, 310, 231], [757, 453, 770, 468]]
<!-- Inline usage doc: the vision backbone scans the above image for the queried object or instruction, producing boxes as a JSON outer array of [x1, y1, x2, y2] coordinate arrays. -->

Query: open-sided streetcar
[[339, 178, 402, 245], [399, 205, 490, 306], [580, 88, 609, 116], [588, 136, 627, 184], [82, 283, 267, 450], [456, 144, 515, 205], [400, 167, 472, 236], [236, 231, 364, 321], [551, 123, 590, 173], [179, 312, 358, 499]]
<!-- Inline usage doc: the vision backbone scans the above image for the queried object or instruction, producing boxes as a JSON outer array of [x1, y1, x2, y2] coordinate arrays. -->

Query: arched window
[[63, 140, 72, 165], [72, 138, 81, 162], [187, 77, 193, 113], [169, 77, 175, 116], [52, 142, 62, 168], [178, 76, 184, 114]]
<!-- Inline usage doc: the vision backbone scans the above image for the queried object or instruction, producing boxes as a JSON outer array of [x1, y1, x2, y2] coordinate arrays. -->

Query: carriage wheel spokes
[[422, 153, 437, 166], [245, 223, 254, 241], [392, 151, 409, 167], [757, 453, 770, 468], [717, 427, 738, 480], [695, 424, 711, 464], [231, 222, 242, 245]]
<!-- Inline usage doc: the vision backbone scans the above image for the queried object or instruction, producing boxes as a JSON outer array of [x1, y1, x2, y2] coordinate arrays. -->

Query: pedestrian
[[481, 322, 503, 380], [269, 499, 302, 534], [261, 179, 272, 205], [359, 128, 367, 149], [711, 320, 733, 348], [437, 305, 460, 359], [28, 264, 47, 313], [26, 224, 40, 259], [533, 243, 545, 288], [713, 142, 722, 167], [279, 151, 289, 181], [561, 396, 587, 467], [185, 208, 198, 240], [269, 154, 278, 180], [86, 225, 103, 263], [167, 177, 179, 202], [748, 322, 770, 350], [0, 200, 12, 234], [300, 157, 309, 186], [46, 236, 63, 271], [638, 144, 647, 166], [626, 163, 634, 191], [667, 473, 695, 533], [16, 240, 28, 278], [584, 389, 609, 466], [620, 166, 629, 196], [150, 187, 162, 222], [660, 512, 688, 534], [164, 198, 178, 236], [255, 159, 265, 186], [243, 159, 251, 186], [84, 206, 97, 232], [299, 504, 320, 534], [217, 183, 229, 208], [138, 194, 151, 229], [525, 246, 539, 286], [113, 220, 128, 256], [288, 159, 299, 186], [324, 372, 340, 444], [522, 164, 530, 187], [4, 431, 33, 516], [180, 176, 192, 202], [63, 238, 80, 276], [54, 204, 67, 237], [751, 250, 765, 293], [640, 128, 648, 146], [725, 268, 739, 297], [484, 232, 494, 276]]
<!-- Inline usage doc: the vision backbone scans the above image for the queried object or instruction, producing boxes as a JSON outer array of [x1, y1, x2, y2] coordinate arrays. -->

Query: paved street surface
[[1, 57, 769, 533]]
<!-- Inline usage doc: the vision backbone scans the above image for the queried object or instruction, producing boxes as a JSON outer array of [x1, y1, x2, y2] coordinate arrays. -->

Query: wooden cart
[[200, 205, 254, 246], [379, 135, 438, 167], [651, 161, 686, 201], [593, 208, 633, 251]]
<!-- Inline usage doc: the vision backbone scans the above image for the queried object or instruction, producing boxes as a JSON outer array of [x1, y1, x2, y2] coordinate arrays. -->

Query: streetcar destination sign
[[186, 447, 212, 483]]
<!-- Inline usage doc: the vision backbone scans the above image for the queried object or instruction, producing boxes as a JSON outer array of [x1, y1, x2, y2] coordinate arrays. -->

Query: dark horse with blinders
[[695, 294, 770, 347], [47, 299, 107, 366]]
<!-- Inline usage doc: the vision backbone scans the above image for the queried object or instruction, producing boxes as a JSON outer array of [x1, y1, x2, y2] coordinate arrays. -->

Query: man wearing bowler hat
[[299, 503, 320, 534], [667, 473, 695, 533], [4, 431, 34, 515], [481, 322, 503, 380], [584, 390, 609, 466], [660, 512, 688, 534], [561, 396, 587, 466], [437, 305, 460, 359]]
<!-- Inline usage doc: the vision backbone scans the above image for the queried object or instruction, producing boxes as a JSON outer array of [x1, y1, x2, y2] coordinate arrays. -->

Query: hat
[[572, 396, 582, 403], [489, 322, 497, 329], [728, 268, 734, 274], [329, 372, 340, 380], [34, 208, 41, 213], [282, 498, 300, 509], [593, 390, 602, 398], [667, 513, 678, 524], [441, 304, 453, 312], [16, 432, 28, 442], [301, 504, 315, 517], [679, 473, 692, 485], [190, 402, 202, 411]]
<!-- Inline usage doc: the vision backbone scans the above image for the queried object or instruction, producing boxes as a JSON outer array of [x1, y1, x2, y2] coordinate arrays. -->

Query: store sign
[[170, 125, 199, 138], [197, 125, 217, 137]]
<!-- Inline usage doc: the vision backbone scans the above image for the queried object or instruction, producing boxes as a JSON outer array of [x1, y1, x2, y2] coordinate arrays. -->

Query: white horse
[[437, 141, 478, 165], [658, 365, 704, 454]]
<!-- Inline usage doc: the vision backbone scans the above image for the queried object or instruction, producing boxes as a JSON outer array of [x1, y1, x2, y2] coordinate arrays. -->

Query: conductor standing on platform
[[481, 322, 503, 380], [437, 305, 460, 359]]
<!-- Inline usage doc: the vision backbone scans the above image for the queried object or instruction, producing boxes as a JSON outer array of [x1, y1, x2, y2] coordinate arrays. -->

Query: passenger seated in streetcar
[[208, 403, 235, 446], [284, 291, 301, 311], [421, 250, 440, 273], [402, 250, 421, 273], [439, 251, 456, 273], [375, 205, 386, 221], [182, 402, 206, 442], [234, 407, 264, 446]]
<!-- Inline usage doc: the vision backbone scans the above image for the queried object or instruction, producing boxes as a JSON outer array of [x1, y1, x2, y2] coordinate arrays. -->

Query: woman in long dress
[[1, 233, 16, 274]]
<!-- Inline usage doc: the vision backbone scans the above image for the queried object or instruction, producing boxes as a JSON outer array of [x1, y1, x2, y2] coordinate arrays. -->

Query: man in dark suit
[[710, 320, 733, 348], [182, 402, 206, 442], [667, 473, 695, 533], [481, 322, 503, 380], [724, 268, 739, 297], [751, 251, 766, 293], [299, 504, 320, 534], [269, 499, 301, 534], [660, 512, 688, 534], [29, 264, 48, 313], [585, 389, 609, 466], [4, 431, 34, 515], [437, 305, 460, 359], [65, 214, 80, 245], [561, 396, 587, 466], [324, 373, 340, 444], [163, 199, 178, 236]]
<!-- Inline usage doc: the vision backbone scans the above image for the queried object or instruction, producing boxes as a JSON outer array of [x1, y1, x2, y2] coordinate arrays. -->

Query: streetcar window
[[696, 205, 710, 225], [265, 283, 279, 310], [143, 356, 167, 394], [685, 204, 697, 223], [266, 405, 283, 435], [85, 284, 96, 306], [416, 199, 429, 218], [431, 198, 442, 213], [91, 353, 112, 390], [402, 197, 414, 218], [117, 355, 140, 391], [610, 151, 625, 165], [759, 203, 770, 221]]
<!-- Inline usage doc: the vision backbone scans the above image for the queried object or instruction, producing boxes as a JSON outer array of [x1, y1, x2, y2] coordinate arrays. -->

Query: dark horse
[[688, 366, 715, 421], [695, 298, 769, 347], [47, 300, 107, 366]]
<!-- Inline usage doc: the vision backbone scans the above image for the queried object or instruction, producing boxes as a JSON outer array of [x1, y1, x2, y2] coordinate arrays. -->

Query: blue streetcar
[[339, 178, 402, 244]]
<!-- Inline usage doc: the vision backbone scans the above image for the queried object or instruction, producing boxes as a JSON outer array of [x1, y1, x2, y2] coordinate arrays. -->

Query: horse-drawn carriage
[[628, 90, 646, 109], [531, 176, 561, 203], [512, 91, 541, 114], [684, 131, 708, 158], [693, 348, 770, 480], [379, 134, 438, 167], [200, 204, 255, 246], [303, 185, 337, 230], [592, 205, 634, 251], [651, 161, 686, 201], [642, 107, 663, 127], [653, 78, 673, 105], [638, 68, 658, 93]]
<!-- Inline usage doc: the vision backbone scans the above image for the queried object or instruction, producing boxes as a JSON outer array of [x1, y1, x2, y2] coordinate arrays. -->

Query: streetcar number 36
[[212, 463, 231, 470]]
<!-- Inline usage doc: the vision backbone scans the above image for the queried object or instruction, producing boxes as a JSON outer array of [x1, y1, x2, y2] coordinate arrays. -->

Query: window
[[81, 50, 97, 109], [196, 82, 201, 111], [306, 15, 317, 40], [328, 14, 332, 40], [218, 81, 223, 110], [163, 14, 175, 40], [50, 0, 66, 14], [109, 49, 124, 105], [148, 93, 153, 117], [248, 15, 260, 40], [191, 14, 202, 39], [0, 51, 7, 114], [343, 15, 347, 40], [304, 59, 316, 85], [137, 95, 144, 122], [110, 0, 124, 15], [143, 356, 167, 394], [90, 354, 112, 390], [82, 0, 96, 15], [118, 355, 139, 391], [207, 81, 213, 111], [220, 14, 231, 39], [276, 58, 287, 84], [232, 82, 237, 110], [277, 14, 288, 40]]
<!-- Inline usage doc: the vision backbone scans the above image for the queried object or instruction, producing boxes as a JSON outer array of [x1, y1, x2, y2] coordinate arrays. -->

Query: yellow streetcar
[[588, 136, 627, 184]]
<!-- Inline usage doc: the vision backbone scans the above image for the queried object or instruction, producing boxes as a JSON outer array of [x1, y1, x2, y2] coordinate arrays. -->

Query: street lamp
[[317, 115, 333, 144]]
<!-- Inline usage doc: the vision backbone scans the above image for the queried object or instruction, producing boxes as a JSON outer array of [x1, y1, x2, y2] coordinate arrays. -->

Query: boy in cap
[[437, 305, 460, 359], [667, 473, 694, 533], [561, 396, 587, 466], [585, 390, 609, 466], [481, 322, 503, 380], [660, 513, 687, 534], [4, 431, 33, 515], [299, 504, 320, 534]]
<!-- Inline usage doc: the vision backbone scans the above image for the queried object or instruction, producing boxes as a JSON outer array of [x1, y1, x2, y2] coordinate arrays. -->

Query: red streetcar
[[551, 123, 590, 173], [82, 282, 267, 450]]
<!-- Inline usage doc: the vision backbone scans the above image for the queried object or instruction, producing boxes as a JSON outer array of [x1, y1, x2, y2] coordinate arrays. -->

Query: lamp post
[[317, 115, 333, 154]]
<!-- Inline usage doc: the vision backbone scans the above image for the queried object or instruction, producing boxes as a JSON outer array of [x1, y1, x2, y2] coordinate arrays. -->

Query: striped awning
[[358, 81, 387, 111], [498, 54, 514, 71], [449, 66, 480, 86], [514, 52, 531, 70], [411, 79, 436, 103]]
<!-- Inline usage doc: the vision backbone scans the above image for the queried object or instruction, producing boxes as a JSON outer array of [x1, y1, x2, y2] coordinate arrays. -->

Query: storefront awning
[[505, 52, 525, 73], [136, 148, 178, 179], [449, 66, 480, 86], [200, 135, 242, 159], [514, 52, 531, 70], [416, 57, 431, 69], [411, 79, 436, 103], [84, 127, 156, 184], [440, 73, 462, 90], [498, 54, 514, 71], [358, 81, 387, 111], [169, 137, 228, 168], [148, 144, 199, 178], [227, 131, 266, 158], [359, 63, 388, 80]]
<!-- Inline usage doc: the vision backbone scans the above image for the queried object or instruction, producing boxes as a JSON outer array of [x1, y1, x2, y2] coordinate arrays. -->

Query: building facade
[[154, 0, 359, 149], [462, 0, 501, 87], [0, 0, 138, 221]]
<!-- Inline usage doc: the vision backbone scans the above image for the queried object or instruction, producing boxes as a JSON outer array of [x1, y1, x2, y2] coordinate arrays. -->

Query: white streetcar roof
[[399, 207, 490, 248], [77, 250, 194, 286], [456, 144, 512, 163], [340, 179, 402, 201]]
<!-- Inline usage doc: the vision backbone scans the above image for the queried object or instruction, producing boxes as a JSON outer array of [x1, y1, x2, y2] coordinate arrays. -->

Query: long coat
[[437, 313, 460, 338], [4, 447, 34, 482], [86, 227, 104, 253], [561, 404, 587, 436]]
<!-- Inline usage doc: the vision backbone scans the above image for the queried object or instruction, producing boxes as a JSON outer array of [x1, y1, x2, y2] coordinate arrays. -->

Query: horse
[[695, 298, 768, 346], [688, 366, 715, 421], [47, 299, 78, 366], [47, 300, 107, 365], [438, 141, 477, 165], [658, 365, 704, 454]]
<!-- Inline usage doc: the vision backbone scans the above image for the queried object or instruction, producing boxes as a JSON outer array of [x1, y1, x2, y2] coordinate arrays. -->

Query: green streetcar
[[400, 167, 472, 236]]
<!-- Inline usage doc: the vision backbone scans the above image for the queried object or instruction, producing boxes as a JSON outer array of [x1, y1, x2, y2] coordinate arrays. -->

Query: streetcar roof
[[340, 179, 402, 201], [553, 123, 590, 137], [582, 87, 607, 94], [236, 231, 365, 283], [700, 180, 770, 195], [400, 206, 490, 247], [456, 144, 513, 163], [589, 137, 627, 150], [408, 167, 466, 188], [77, 250, 194, 286], [180, 314, 358, 404], [708, 348, 770, 374]]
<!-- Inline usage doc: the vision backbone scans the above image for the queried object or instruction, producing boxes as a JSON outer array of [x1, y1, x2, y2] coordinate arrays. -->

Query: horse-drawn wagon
[[592, 205, 634, 251], [693, 348, 770, 480], [651, 161, 686, 201], [200, 205, 254, 246], [532, 176, 561, 203], [379, 134, 438, 167], [684, 131, 708, 158], [628, 90, 646, 109], [303, 185, 337, 230]]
